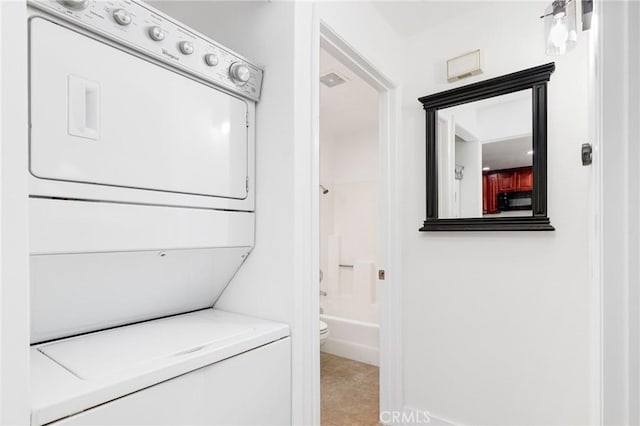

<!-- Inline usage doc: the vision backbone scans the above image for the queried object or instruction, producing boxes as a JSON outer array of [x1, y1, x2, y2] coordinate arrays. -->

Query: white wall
[[0, 1, 30, 424], [320, 133, 335, 296], [477, 94, 532, 142], [443, 93, 532, 143], [400, 2, 594, 424], [455, 140, 482, 218]]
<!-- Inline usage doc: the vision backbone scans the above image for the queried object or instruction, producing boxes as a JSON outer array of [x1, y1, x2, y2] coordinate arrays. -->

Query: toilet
[[320, 320, 329, 347]]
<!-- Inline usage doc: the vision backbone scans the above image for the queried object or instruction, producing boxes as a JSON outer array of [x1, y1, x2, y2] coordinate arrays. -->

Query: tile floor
[[320, 352, 379, 426]]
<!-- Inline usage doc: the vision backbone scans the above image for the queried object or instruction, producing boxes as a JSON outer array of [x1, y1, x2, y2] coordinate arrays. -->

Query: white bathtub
[[320, 314, 379, 366]]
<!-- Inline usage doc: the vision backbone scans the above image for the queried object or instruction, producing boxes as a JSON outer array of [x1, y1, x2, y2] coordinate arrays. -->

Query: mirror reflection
[[436, 89, 533, 219]]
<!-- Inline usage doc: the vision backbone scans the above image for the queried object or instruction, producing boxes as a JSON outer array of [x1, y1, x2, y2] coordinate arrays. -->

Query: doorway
[[312, 21, 402, 425], [318, 45, 381, 425]]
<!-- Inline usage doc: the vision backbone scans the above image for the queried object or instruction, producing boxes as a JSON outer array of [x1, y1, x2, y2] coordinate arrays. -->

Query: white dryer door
[[30, 18, 249, 200]]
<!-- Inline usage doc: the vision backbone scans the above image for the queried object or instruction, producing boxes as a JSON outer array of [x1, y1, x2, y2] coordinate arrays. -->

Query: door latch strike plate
[[582, 143, 593, 166], [378, 270, 385, 280]]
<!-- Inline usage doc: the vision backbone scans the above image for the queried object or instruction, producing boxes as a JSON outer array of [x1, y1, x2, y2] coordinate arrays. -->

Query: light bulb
[[549, 15, 569, 48], [544, 0, 577, 55]]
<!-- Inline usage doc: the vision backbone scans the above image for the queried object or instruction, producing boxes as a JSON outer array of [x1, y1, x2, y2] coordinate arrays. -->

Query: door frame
[[595, 0, 640, 424], [311, 17, 404, 422], [0, 1, 31, 424]]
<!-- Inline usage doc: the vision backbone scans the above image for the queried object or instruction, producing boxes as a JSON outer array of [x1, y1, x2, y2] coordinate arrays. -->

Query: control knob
[[113, 9, 132, 26], [148, 26, 166, 41], [56, 0, 89, 10], [229, 62, 251, 85], [178, 41, 194, 55], [204, 53, 219, 67]]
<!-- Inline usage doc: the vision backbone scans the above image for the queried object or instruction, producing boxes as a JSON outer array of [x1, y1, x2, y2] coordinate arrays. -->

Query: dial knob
[[178, 41, 194, 55], [148, 26, 166, 41], [204, 53, 219, 67], [113, 9, 132, 26], [229, 62, 251, 85], [57, 0, 89, 10]]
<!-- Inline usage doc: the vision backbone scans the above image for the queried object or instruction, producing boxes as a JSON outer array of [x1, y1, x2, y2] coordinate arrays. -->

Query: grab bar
[[339, 264, 353, 268]]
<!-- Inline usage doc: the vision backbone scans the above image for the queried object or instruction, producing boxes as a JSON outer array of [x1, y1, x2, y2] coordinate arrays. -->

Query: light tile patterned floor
[[321, 352, 380, 426]]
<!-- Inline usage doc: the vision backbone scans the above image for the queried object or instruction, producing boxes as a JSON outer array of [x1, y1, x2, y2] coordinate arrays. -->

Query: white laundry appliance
[[26, 1, 290, 424]]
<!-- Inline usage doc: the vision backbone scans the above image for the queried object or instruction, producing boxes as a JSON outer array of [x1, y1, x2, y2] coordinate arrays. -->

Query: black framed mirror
[[418, 63, 555, 231]]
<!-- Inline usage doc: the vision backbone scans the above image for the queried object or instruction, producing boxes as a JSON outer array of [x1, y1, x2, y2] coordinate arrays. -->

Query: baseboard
[[377, 406, 458, 426], [320, 337, 379, 366]]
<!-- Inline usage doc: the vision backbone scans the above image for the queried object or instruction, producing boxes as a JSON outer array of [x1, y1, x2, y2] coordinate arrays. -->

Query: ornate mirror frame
[[418, 63, 556, 232]]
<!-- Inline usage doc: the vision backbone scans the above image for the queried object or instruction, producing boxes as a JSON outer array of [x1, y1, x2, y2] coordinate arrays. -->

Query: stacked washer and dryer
[[27, 0, 290, 424]]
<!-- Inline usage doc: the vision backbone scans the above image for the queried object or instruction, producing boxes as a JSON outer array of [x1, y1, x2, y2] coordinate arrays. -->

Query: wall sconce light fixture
[[541, 0, 577, 55]]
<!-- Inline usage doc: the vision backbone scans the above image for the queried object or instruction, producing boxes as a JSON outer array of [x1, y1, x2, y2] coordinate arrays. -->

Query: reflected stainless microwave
[[497, 190, 533, 211]]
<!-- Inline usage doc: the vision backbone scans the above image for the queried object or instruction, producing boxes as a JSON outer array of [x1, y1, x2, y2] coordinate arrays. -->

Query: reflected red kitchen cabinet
[[483, 166, 532, 215], [517, 168, 533, 190], [483, 173, 499, 214], [497, 172, 517, 191]]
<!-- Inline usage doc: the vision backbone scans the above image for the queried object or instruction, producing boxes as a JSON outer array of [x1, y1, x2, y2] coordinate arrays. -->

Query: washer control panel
[[29, 0, 264, 101]]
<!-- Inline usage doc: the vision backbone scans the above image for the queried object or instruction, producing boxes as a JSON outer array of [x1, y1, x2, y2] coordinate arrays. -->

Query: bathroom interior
[[319, 45, 381, 424], [0, 0, 639, 425]]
